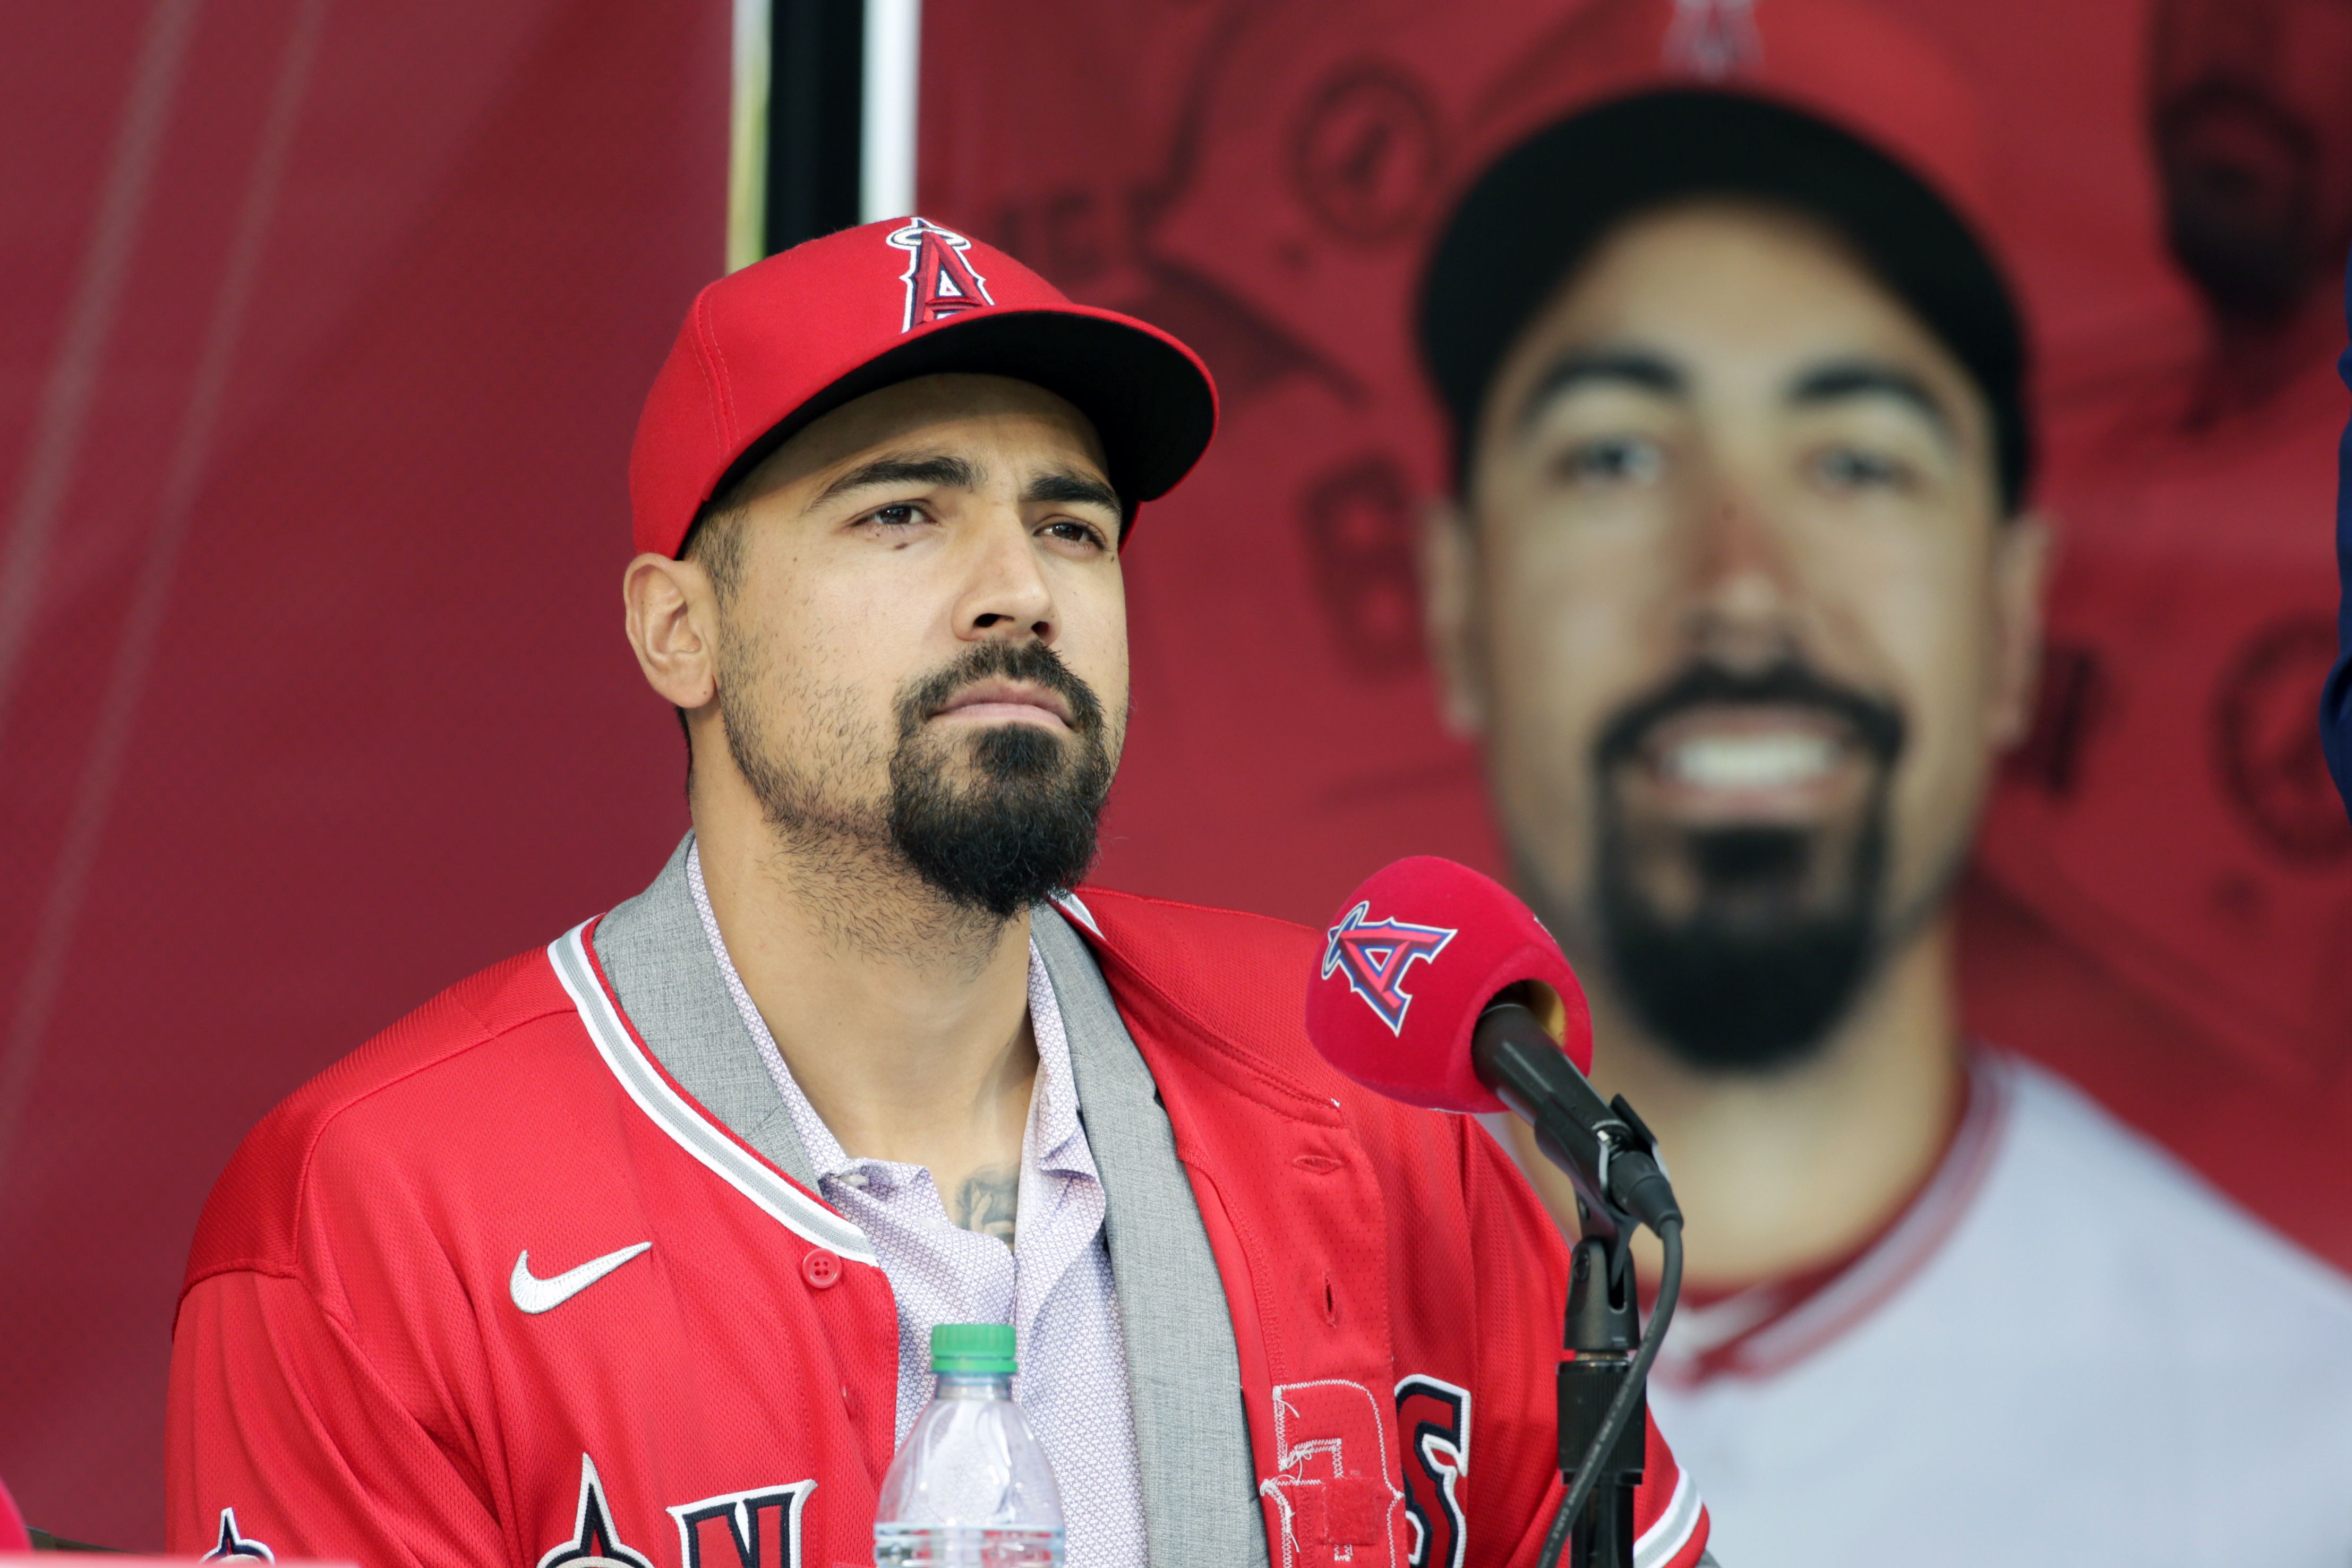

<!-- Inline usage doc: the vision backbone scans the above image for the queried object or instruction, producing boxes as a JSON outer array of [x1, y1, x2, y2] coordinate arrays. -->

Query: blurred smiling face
[[1431, 200, 2042, 1071]]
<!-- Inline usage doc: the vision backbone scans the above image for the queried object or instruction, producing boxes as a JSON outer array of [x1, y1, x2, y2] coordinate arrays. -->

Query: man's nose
[[955, 511, 1057, 644], [1682, 485, 1803, 673]]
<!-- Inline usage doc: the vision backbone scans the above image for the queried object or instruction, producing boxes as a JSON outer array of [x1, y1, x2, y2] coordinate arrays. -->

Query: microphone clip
[[1471, 1001, 1681, 1242]]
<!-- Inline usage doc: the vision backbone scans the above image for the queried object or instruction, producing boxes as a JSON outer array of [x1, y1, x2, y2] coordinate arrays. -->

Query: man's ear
[[1985, 508, 2056, 752], [624, 552, 720, 711], [1422, 495, 1489, 737]]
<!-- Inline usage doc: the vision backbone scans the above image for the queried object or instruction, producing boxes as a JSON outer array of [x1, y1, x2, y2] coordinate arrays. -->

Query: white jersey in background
[[1639, 1050, 2352, 1567]]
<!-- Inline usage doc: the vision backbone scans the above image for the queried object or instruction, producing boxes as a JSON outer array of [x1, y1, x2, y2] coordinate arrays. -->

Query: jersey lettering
[[1395, 1376, 1470, 1568], [200, 1507, 275, 1563], [1260, 1379, 1406, 1568], [540, 1454, 655, 1568], [667, 1481, 817, 1568]]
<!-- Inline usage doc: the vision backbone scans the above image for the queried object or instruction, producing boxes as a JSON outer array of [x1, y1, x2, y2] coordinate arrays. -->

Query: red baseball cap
[[629, 217, 1220, 558]]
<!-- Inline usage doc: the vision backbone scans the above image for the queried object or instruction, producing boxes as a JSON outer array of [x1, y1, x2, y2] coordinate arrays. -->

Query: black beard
[[886, 641, 1114, 917], [1586, 662, 1904, 1075], [722, 638, 1114, 921], [1596, 817, 1888, 1074], [2156, 82, 2324, 324]]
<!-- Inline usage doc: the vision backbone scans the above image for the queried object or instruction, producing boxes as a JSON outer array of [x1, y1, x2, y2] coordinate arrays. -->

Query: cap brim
[[704, 305, 1218, 527]]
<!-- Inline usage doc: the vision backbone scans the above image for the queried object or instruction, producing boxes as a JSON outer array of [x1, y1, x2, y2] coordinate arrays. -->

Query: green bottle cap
[[930, 1323, 1016, 1376]]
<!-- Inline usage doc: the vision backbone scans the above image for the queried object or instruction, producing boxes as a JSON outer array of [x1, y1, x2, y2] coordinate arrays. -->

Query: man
[[1416, 86, 2352, 1567], [2153, 0, 2352, 419], [164, 220, 1712, 1568], [1967, 0, 2352, 1265]]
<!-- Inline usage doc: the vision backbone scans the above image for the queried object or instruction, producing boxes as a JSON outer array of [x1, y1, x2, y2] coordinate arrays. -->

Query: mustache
[[1592, 661, 1906, 772], [895, 639, 1106, 739], [2155, 80, 2317, 167]]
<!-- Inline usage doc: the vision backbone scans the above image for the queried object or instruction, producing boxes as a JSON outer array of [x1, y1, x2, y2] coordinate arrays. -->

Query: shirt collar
[[683, 837, 1092, 1186], [1023, 946, 1093, 1180]]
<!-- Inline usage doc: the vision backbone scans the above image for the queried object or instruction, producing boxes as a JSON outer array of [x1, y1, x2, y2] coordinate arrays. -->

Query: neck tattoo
[[953, 1164, 1019, 1247]]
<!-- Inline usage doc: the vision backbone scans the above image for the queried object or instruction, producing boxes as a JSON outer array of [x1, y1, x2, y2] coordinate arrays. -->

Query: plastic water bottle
[[874, 1324, 1065, 1568]]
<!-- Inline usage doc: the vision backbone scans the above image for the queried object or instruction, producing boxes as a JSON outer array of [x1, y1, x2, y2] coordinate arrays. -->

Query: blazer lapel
[[592, 834, 818, 1190], [1033, 905, 1271, 1568]]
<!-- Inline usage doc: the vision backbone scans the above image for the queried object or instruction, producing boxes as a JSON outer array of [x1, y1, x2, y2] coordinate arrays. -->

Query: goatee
[[1583, 661, 1905, 1074], [722, 637, 1115, 921], [2156, 82, 2324, 325], [887, 641, 1114, 917]]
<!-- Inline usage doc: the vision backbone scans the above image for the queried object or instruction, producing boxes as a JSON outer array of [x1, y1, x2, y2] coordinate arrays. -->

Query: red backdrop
[[0, 0, 715, 1544], [4, 0, 2348, 1550]]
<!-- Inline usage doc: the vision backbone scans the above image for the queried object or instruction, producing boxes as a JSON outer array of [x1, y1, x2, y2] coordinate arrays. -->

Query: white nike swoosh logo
[[509, 1242, 652, 1314]]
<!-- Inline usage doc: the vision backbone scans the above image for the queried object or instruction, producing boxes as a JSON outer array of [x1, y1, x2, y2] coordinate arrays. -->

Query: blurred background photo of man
[[2152, 0, 2352, 418], [1964, 0, 2352, 1255], [1417, 79, 2352, 1568]]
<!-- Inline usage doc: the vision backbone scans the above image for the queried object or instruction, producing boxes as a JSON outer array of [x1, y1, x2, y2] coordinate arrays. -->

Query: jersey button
[[802, 1248, 842, 1289]]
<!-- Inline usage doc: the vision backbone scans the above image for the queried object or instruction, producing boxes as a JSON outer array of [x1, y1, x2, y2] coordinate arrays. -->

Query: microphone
[[1305, 855, 1684, 1568], [1303, 855, 1679, 1233]]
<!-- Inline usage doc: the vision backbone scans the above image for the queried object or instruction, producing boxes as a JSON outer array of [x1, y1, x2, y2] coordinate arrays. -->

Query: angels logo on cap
[[1664, 0, 1764, 80], [887, 218, 994, 332]]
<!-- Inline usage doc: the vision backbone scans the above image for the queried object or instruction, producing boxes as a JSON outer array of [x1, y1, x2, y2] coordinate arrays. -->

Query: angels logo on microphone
[[1322, 902, 1457, 1035], [886, 218, 993, 331]]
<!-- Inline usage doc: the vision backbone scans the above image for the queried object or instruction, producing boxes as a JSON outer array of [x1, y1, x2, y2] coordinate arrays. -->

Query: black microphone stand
[[1559, 1189, 1647, 1568], [1473, 1001, 1683, 1568]]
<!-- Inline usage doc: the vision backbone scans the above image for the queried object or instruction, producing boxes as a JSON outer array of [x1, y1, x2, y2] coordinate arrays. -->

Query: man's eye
[[866, 502, 927, 528], [1554, 436, 1663, 485], [1041, 519, 1107, 549], [1815, 446, 1912, 491]]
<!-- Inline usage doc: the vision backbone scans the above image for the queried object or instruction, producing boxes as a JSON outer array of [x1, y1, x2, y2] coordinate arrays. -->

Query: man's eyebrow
[[805, 453, 983, 512], [1516, 348, 1687, 433], [1787, 360, 1955, 443], [1022, 469, 1122, 515]]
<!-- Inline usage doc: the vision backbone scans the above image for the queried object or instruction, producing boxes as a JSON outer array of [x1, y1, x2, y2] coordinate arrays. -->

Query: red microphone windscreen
[[1305, 856, 1593, 1113]]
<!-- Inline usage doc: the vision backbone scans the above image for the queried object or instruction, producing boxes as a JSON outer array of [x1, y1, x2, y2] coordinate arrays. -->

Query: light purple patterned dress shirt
[[686, 845, 1145, 1568]]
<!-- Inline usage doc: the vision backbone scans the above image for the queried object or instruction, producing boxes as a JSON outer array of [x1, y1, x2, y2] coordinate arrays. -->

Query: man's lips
[[1626, 704, 1869, 822], [929, 679, 1073, 729]]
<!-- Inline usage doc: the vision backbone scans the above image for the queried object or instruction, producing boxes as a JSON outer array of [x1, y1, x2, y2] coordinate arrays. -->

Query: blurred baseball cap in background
[[1417, 0, 2032, 509]]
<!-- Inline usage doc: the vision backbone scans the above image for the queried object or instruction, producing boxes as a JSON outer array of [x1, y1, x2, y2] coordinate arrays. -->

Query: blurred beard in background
[[1581, 660, 1908, 1074], [2156, 80, 2323, 324]]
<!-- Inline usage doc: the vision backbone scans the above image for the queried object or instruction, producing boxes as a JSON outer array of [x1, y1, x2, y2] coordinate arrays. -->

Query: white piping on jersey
[[1665, 1051, 2011, 1383], [546, 922, 878, 1265], [1657, 1285, 1784, 1364], [1632, 1468, 1702, 1568], [1050, 890, 1102, 938]]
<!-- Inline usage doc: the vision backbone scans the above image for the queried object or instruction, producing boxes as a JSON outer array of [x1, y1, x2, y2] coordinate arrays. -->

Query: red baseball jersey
[[167, 887, 1709, 1568]]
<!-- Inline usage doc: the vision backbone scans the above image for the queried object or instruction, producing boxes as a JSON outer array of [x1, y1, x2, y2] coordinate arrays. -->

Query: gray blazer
[[593, 837, 1271, 1568]]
